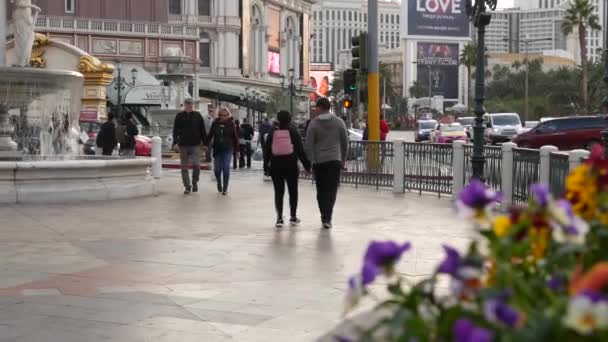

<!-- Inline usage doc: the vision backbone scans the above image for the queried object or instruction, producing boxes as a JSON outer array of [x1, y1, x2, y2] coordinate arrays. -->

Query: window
[[200, 42, 210, 67], [169, 0, 182, 15], [198, 0, 211, 16], [349, 11, 352, 21], [65, 0, 74, 13], [337, 11, 341, 20]]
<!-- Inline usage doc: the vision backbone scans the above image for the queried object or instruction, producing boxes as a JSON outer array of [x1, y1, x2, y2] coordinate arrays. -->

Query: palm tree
[[562, 0, 601, 114], [460, 43, 477, 114]]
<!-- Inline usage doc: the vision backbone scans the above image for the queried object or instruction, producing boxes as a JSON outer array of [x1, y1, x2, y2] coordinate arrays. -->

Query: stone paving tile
[[0, 171, 470, 341]]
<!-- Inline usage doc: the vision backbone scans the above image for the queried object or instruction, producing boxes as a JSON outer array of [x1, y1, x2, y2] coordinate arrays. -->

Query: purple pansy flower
[[361, 262, 379, 286], [581, 290, 608, 303], [458, 180, 502, 209], [438, 245, 461, 275], [549, 199, 589, 244], [530, 183, 550, 206], [454, 319, 493, 342], [363, 241, 411, 271], [546, 275, 566, 292], [483, 294, 521, 327]]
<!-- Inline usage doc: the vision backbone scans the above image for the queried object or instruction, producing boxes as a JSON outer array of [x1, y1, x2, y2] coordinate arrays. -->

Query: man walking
[[116, 112, 138, 156], [239, 120, 254, 168], [173, 98, 206, 194], [96, 112, 117, 156], [259, 117, 273, 177], [305, 97, 349, 229]]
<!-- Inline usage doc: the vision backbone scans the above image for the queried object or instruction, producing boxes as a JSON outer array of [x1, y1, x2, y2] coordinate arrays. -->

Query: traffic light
[[343, 98, 352, 109], [343, 69, 357, 94], [351, 32, 368, 72]]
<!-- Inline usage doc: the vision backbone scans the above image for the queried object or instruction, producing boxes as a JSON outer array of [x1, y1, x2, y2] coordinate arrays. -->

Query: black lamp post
[[280, 68, 303, 115], [111, 63, 138, 120], [466, 0, 497, 181]]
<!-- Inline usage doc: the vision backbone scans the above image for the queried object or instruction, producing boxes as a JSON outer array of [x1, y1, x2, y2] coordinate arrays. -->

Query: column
[[569, 150, 590, 171], [0, 0, 5, 67], [262, 26, 268, 77], [452, 140, 466, 195], [539, 145, 558, 185], [501, 142, 517, 204], [392, 140, 405, 194]]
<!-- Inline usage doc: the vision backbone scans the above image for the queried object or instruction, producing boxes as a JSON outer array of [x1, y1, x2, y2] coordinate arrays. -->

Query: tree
[[329, 64, 399, 103], [459, 43, 477, 114], [562, 0, 601, 114], [409, 80, 427, 98]]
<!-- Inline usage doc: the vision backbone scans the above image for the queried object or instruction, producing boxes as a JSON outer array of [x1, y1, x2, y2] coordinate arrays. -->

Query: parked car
[[519, 120, 539, 134], [347, 128, 363, 160], [431, 123, 468, 144], [513, 116, 608, 150], [484, 113, 523, 144], [415, 119, 438, 142]]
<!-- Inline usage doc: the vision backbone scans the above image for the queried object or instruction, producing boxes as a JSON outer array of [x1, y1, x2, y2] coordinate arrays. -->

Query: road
[[387, 130, 415, 142]]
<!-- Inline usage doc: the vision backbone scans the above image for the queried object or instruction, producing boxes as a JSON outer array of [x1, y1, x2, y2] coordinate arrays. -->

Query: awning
[[198, 78, 271, 112]]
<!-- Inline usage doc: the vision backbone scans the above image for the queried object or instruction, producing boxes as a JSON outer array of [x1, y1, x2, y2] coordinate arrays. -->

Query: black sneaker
[[192, 184, 198, 193], [217, 183, 222, 193], [322, 222, 332, 229], [222, 191, 227, 196], [184, 187, 191, 195], [290, 217, 301, 226], [275, 218, 285, 228]]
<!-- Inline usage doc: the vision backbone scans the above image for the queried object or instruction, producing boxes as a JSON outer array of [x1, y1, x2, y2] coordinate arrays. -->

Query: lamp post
[[110, 63, 138, 119], [502, 36, 551, 122], [280, 68, 303, 114], [467, 0, 497, 181]]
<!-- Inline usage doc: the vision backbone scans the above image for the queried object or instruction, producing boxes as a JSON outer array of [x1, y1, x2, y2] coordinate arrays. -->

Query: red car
[[513, 116, 608, 150]]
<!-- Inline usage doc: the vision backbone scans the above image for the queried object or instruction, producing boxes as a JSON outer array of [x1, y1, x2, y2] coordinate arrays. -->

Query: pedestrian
[[305, 97, 349, 229], [96, 111, 117, 156], [232, 119, 241, 170], [239, 120, 254, 168], [380, 114, 390, 142], [258, 117, 273, 176], [117, 112, 138, 156], [264, 110, 311, 228], [204, 106, 215, 163], [206, 107, 240, 195], [172, 98, 206, 194]]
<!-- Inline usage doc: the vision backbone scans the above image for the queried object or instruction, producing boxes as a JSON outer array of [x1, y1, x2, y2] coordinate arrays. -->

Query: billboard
[[309, 63, 333, 102], [406, 0, 470, 38], [267, 7, 281, 75], [416, 42, 459, 99]]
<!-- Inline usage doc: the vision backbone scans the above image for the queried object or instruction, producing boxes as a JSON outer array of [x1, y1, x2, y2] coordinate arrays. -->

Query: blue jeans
[[214, 150, 232, 192]]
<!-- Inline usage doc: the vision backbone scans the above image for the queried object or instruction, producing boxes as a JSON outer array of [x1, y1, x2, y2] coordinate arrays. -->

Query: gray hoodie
[[305, 113, 349, 165]]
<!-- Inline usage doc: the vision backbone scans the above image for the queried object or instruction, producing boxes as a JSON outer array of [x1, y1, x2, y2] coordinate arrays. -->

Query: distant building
[[311, 0, 401, 63]]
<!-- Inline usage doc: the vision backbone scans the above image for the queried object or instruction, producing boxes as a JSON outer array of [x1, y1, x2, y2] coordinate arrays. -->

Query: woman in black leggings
[[264, 111, 311, 228]]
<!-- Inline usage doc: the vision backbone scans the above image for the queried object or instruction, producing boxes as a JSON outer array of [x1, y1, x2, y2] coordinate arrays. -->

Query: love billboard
[[406, 0, 470, 38]]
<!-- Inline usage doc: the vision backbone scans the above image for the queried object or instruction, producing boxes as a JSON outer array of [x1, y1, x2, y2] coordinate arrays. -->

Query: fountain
[[0, 0, 158, 204]]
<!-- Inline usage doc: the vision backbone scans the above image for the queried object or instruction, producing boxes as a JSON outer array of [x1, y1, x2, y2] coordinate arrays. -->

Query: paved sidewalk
[[0, 171, 471, 341]]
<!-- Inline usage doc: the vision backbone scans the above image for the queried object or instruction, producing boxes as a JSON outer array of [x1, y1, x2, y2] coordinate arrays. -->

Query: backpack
[[271, 129, 294, 156]]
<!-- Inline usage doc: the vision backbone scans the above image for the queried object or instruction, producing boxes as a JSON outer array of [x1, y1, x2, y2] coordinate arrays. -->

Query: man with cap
[[305, 97, 349, 229], [172, 98, 206, 194]]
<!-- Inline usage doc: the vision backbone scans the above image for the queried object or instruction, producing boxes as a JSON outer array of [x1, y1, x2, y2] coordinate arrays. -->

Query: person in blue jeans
[[205, 108, 240, 195]]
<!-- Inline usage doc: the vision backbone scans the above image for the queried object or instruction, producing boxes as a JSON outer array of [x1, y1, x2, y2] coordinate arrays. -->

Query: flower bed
[[339, 146, 608, 341]]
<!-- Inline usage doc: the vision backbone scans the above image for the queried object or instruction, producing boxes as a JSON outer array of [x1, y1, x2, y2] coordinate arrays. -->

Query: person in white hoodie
[[305, 97, 349, 229]]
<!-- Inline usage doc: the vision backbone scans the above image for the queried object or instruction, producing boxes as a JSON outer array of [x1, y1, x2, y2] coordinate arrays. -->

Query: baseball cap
[[184, 98, 194, 105]]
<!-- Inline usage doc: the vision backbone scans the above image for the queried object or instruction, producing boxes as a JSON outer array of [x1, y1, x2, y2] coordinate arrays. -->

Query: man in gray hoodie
[[306, 97, 349, 229]]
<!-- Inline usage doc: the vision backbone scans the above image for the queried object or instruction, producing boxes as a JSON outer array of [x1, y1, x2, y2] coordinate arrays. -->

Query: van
[[513, 116, 608, 150], [484, 113, 523, 144]]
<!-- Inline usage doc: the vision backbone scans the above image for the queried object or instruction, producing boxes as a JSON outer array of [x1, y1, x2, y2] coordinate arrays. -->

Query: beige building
[[488, 51, 577, 72]]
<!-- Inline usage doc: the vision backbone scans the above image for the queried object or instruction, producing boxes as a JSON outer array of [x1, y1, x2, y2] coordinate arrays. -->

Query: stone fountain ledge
[[0, 157, 159, 204]]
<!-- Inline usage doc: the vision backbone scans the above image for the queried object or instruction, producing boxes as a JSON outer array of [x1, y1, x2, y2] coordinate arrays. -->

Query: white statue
[[12, 0, 41, 67]]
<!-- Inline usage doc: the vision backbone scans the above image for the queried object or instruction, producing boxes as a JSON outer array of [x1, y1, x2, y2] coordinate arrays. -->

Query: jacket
[[205, 120, 240, 155], [380, 120, 390, 141], [240, 123, 255, 141], [264, 125, 311, 173], [116, 120, 138, 149], [173, 111, 206, 146], [259, 121, 273, 146], [96, 121, 117, 149], [305, 113, 349, 165]]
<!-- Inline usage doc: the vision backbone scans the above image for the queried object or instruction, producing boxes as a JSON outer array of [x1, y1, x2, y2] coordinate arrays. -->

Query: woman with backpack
[[205, 107, 240, 195], [264, 111, 311, 228]]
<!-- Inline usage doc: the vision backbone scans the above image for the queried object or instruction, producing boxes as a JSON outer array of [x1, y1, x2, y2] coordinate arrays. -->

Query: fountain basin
[[0, 157, 159, 204]]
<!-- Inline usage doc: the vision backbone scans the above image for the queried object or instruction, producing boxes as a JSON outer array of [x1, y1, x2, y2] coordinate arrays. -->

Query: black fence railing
[[301, 141, 394, 190], [402, 143, 453, 196], [549, 152, 569, 197], [463, 145, 502, 192], [512, 148, 541, 205]]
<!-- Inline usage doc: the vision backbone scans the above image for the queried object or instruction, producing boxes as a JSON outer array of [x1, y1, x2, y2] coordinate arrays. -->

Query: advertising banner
[[416, 42, 459, 99], [309, 63, 333, 103], [407, 0, 470, 38], [267, 7, 281, 75]]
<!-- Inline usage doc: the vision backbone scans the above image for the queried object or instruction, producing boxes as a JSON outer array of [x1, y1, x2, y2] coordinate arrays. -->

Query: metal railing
[[512, 148, 541, 205], [402, 143, 453, 196], [463, 145, 502, 191], [549, 152, 569, 197], [301, 141, 394, 190]]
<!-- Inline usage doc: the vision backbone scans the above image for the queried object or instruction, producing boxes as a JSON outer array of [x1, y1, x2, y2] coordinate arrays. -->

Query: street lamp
[[279, 68, 303, 115], [467, 0, 497, 181], [503, 36, 551, 122], [110, 63, 138, 119]]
